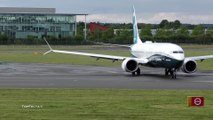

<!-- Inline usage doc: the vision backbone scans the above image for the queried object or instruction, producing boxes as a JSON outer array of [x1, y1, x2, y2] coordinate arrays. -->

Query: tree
[[115, 29, 132, 44], [154, 28, 175, 42], [206, 29, 213, 39], [140, 24, 152, 40], [191, 25, 205, 43], [173, 20, 181, 29], [191, 25, 205, 36], [88, 29, 102, 42], [174, 26, 190, 43], [159, 19, 182, 29], [205, 29, 213, 43], [0, 33, 8, 45], [159, 19, 169, 28], [101, 28, 114, 42]]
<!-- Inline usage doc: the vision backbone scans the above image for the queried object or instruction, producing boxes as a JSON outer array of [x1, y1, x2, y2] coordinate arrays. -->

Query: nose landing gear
[[165, 68, 177, 79]]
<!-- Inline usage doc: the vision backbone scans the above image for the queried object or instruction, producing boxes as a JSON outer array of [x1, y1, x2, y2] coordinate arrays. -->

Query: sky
[[0, 0, 213, 24]]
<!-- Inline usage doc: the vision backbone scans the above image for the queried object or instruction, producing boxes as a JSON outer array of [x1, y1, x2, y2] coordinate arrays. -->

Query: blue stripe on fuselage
[[146, 54, 184, 69]]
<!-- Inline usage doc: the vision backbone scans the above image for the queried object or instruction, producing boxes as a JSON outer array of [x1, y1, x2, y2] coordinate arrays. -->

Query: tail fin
[[132, 6, 143, 44]]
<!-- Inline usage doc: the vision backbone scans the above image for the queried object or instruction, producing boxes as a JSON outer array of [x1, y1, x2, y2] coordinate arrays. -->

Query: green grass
[[0, 89, 212, 120], [181, 44, 213, 49], [0, 51, 125, 67], [0, 45, 129, 67]]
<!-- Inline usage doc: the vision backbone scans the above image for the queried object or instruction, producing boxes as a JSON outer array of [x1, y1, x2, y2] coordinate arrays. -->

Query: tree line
[[0, 20, 213, 45], [88, 20, 213, 44]]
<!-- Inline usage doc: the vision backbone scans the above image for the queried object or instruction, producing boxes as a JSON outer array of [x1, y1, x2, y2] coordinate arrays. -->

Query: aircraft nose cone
[[175, 54, 185, 61]]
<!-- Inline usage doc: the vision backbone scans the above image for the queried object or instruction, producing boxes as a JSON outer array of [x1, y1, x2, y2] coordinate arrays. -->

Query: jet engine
[[181, 59, 197, 73], [122, 59, 139, 72]]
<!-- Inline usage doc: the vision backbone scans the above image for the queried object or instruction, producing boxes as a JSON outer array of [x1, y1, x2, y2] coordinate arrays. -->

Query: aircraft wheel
[[132, 72, 136, 76], [131, 68, 140, 76], [165, 68, 169, 76], [136, 68, 140, 76], [171, 69, 177, 79]]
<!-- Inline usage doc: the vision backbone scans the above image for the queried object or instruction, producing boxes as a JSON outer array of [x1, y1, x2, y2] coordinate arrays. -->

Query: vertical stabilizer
[[133, 6, 143, 44]]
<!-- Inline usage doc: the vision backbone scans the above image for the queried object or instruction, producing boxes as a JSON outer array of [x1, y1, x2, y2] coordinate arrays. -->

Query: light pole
[[84, 14, 87, 40]]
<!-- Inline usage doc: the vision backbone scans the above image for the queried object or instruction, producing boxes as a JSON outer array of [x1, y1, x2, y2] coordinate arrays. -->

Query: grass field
[[0, 89, 212, 120]]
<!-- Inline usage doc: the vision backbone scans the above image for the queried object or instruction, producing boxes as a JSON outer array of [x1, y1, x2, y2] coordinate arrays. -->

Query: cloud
[[142, 13, 213, 24], [77, 14, 131, 23], [77, 12, 213, 24], [0, 0, 213, 24]]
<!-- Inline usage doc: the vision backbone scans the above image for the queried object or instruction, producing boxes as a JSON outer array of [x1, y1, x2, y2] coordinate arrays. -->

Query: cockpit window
[[173, 51, 184, 54]]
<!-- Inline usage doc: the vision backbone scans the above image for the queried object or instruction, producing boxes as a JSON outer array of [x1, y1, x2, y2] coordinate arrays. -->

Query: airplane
[[43, 6, 213, 79]]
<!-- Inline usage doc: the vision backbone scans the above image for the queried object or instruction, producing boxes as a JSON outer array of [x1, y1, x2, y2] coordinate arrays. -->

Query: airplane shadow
[[124, 72, 200, 81]]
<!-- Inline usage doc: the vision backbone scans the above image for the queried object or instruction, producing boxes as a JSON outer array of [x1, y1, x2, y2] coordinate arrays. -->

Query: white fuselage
[[130, 42, 185, 68], [131, 42, 185, 60]]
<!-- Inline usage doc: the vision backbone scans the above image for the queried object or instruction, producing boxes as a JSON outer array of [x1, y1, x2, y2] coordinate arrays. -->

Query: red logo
[[187, 96, 204, 107]]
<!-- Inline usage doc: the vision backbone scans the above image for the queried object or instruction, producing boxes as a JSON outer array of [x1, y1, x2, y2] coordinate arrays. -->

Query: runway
[[0, 62, 213, 89]]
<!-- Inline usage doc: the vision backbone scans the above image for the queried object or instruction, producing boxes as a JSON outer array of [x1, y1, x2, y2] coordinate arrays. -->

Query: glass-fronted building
[[0, 7, 85, 39]]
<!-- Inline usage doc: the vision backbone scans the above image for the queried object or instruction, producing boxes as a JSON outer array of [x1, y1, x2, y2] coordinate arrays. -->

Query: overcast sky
[[0, 0, 213, 24]]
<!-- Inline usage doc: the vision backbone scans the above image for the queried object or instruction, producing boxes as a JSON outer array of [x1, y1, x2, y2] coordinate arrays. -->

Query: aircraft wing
[[52, 49, 125, 61], [43, 38, 148, 64], [49, 50, 148, 64], [186, 55, 213, 61]]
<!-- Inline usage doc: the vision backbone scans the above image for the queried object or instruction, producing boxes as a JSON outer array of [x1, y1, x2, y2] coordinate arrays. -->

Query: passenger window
[[179, 51, 184, 54], [173, 51, 184, 54]]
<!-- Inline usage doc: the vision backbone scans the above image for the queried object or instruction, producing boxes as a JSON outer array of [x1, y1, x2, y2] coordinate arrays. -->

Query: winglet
[[43, 37, 53, 55]]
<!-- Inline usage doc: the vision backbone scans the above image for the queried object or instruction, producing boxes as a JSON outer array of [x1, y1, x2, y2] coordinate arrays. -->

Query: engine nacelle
[[181, 59, 197, 73], [122, 59, 139, 72]]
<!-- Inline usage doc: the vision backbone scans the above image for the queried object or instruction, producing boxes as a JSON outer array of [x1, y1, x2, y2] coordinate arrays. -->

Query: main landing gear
[[165, 68, 177, 79], [132, 68, 141, 76]]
